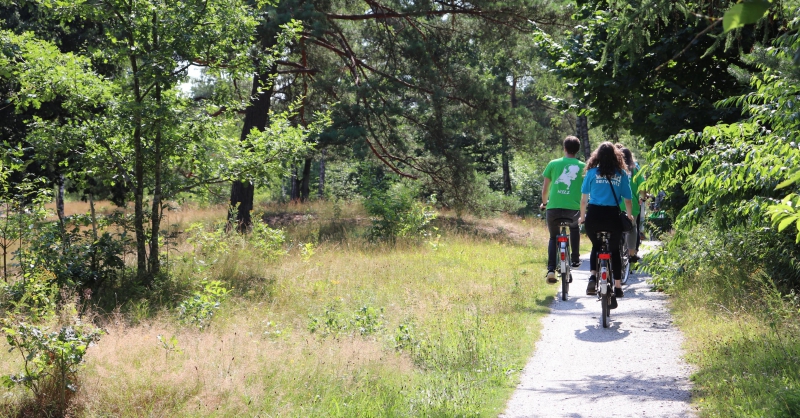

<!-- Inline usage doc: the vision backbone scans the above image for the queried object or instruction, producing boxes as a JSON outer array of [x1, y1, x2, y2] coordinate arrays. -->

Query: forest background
[[0, 0, 799, 416]]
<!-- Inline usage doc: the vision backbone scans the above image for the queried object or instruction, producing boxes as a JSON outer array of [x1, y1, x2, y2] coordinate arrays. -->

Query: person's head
[[613, 143, 635, 171], [563, 136, 580, 156], [585, 141, 626, 177]]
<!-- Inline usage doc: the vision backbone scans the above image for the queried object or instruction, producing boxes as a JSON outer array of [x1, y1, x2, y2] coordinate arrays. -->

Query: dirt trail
[[501, 244, 696, 418]]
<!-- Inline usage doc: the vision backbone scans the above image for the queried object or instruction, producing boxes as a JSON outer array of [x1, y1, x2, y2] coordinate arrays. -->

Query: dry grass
[[1, 201, 555, 417]]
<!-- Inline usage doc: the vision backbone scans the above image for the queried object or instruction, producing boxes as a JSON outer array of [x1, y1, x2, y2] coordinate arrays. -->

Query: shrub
[[177, 280, 230, 329], [1, 275, 103, 415], [363, 182, 437, 241], [308, 304, 384, 337], [19, 214, 128, 292]]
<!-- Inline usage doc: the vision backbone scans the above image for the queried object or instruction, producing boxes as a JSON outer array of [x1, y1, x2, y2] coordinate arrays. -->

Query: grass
[[658, 253, 800, 417], [0, 201, 558, 417]]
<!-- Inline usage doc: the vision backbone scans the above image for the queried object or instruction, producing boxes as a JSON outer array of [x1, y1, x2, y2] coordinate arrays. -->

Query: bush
[[642, 221, 800, 292], [0, 273, 103, 415], [363, 182, 437, 241], [18, 213, 128, 292], [308, 304, 384, 337], [177, 280, 230, 329]]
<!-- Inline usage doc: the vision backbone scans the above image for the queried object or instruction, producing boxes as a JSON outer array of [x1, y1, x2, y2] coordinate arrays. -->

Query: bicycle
[[593, 231, 618, 328], [554, 217, 575, 301]]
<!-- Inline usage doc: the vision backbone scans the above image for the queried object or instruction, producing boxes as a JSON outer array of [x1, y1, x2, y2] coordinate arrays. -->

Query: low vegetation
[[1, 200, 554, 417], [644, 223, 800, 417]]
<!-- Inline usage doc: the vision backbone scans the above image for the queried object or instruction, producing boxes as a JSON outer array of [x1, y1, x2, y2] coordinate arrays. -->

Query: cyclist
[[615, 145, 647, 263], [540, 135, 585, 283], [579, 142, 634, 297]]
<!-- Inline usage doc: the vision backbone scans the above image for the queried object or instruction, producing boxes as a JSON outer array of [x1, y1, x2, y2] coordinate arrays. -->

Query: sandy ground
[[501, 244, 696, 418]]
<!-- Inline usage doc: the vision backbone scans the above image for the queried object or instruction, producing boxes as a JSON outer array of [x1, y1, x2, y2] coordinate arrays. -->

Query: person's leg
[[625, 229, 636, 256], [611, 228, 624, 296], [584, 206, 604, 295], [585, 223, 601, 274], [545, 210, 560, 272], [636, 214, 643, 251], [567, 210, 581, 265]]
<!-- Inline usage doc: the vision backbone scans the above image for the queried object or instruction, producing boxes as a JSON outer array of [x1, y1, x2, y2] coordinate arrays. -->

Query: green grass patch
[[647, 224, 800, 417], [1, 205, 554, 417]]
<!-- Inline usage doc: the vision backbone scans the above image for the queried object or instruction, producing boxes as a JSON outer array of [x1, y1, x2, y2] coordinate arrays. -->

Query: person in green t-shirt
[[540, 136, 586, 283], [616, 145, 647, 262]]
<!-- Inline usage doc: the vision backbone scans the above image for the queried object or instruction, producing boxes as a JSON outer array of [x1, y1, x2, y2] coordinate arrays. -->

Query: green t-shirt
[[620, 167, 645, 216], [543, 157, 585, 210]]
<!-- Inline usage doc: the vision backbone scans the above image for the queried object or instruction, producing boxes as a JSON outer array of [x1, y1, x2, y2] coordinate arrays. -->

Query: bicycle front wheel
[[620, 235, 630, 285]]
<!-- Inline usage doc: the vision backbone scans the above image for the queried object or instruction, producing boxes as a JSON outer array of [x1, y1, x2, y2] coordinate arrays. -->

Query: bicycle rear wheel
[[599, 259, 611, 328], [561, 244, 570, 301]]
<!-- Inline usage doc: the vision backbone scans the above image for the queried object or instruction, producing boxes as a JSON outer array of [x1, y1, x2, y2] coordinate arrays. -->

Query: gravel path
[[501, 244, 696, 418]]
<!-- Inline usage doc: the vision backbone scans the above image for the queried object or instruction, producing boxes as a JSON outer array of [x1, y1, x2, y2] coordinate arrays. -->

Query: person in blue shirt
[[579, 142, 634, 298]]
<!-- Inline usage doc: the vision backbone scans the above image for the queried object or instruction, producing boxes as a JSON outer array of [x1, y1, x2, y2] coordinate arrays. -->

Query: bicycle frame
[[557, 230, 569, 276], [596, 231, 614, 328], [555, 218, 573, 301]]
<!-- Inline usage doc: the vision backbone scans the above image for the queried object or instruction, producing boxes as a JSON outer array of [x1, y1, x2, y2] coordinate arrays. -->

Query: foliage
[[186, 220, 287, 268], [723, 0, 773, 33], [1, 273, 103, 414], [307, 304, 384, 338], [17, 213, 129, 292], [177, 280, 230, 329], [646, 220, 800, 417], [0, 156, 51, 280], [363, 181, 438, 241], [643, 221, 800, 292], [508, 159, 545, 216], [536, 0, 787, 145], [640, 14, 800, 290]]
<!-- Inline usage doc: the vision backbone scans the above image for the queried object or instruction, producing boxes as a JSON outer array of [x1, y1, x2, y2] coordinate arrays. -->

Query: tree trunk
[[300, 157, 312, 201], [229, 70, 275, 232], [318, 149, 326, 199], [56, 175, 65, 227], [89, 192, 98, 275], [147, 81, 164, 283], [502, 77, 517, 195], [576, 114, 591, 160], [131, 69, 147, 283], [290, 166, 299, 201]]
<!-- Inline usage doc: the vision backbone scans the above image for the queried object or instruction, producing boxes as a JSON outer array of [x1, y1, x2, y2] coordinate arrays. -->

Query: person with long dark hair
[[579, 142, 634, 297], [615, 144, 647, 263]]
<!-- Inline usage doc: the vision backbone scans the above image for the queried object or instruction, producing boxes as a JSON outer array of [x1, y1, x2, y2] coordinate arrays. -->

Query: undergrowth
[[643, 222, 800, 417], [0, 201, 553, 417]]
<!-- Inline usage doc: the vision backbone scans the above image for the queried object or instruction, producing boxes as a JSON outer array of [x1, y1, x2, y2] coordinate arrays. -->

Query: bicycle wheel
[[561, 243, 570, 301], [601, 289, 610, 328], [620, 235, 630, 285], [598, 258, 612, 328]]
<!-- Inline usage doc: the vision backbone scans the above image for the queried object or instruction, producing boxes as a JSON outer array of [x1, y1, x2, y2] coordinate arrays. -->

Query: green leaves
[[723, 1, 773, 33]]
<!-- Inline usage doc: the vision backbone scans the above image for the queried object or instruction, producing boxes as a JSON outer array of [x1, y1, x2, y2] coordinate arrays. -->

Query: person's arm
[[579, 193, 589, 224], [540, 177, 551, 210], [624, 198, 634, 221]]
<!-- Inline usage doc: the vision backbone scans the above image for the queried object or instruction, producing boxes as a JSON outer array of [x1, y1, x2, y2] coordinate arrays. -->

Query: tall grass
[[645, 224, 800, 417], [1, 202, 554, 417]]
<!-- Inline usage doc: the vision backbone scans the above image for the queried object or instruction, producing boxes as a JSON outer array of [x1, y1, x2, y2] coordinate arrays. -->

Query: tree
[[228, 0, 571, 227], [20, 0, 317, 285], [537, 0, 788, 145]]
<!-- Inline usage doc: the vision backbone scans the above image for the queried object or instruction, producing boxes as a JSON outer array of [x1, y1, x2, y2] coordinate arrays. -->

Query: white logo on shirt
[[596, 173, 622, 186], [556, 165, 580, 187]]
